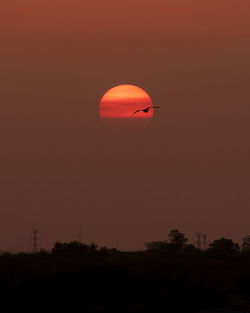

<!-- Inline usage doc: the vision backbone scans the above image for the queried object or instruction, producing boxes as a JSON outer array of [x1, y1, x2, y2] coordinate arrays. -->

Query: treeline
[[145, 229, 250, 256], [0, 230, 250, 313]]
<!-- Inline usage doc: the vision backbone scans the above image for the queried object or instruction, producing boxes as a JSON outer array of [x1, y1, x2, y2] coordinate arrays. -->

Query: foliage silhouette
[[206, 237, 240, 257], [145, 229, 191, 255], [0, 231, 249, 313], [241, 235, 250, 252], [168, 229, 188, 247], [52, 240, 98, 255]]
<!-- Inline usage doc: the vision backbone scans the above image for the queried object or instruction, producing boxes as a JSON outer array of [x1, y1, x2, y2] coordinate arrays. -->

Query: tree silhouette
[[168, 229, 188, 247], [145, 240, 170, 251], [145, 230, 188, 254], [207, 237, 240, 257], [51, 241, 98, 255], [1, 233, 250, 313], [241, 235, 250, 252]]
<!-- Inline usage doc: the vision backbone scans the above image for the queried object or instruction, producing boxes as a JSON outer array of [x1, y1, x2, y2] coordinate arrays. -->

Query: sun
[[99, 84, 154, 119]]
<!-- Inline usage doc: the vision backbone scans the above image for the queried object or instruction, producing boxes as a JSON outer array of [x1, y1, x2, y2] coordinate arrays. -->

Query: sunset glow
[[99, 85, 153, 119]]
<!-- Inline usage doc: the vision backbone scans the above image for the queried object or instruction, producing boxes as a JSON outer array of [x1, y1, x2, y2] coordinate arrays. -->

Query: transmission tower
[[196, 232, 202, 249], [32, 229, 39, 253], [195, 232, 207, 250], [203, 234, 207, 250]]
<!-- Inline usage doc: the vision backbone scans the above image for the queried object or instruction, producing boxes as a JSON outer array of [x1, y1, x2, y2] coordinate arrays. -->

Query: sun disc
[[99, 84, 153, 119]]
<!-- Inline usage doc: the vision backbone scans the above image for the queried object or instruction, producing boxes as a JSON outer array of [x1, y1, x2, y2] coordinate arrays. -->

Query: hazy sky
[[0, 0, 250, 251]]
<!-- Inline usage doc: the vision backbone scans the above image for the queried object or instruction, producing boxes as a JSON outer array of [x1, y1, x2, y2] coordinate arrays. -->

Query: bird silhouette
[[132, 106, 160, 115]]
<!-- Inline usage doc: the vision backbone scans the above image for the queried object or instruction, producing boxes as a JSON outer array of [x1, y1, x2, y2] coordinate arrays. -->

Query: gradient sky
[[0, 0, 250, 251]]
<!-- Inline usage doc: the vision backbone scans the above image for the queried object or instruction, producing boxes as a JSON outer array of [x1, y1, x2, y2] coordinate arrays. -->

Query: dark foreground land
[[1, 232, 250, 313]]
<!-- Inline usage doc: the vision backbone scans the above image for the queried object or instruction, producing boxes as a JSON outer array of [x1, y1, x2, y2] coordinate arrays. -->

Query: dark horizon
[[2, 228, 250, 254], [1, 230, 250, 312]]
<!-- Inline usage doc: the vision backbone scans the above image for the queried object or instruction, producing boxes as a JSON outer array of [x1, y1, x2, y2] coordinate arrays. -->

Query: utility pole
[[32, 229, 39, 253]]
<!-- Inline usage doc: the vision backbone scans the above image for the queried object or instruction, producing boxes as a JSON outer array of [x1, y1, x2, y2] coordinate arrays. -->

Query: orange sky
[[0, 0, 250, 251]]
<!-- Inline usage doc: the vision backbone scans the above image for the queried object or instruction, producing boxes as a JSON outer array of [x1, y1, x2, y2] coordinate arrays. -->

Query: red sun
[[99, 84, 154, 119]]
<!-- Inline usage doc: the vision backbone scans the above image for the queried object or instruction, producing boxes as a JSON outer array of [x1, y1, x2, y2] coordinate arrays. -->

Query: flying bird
[[132, 106, 160, 115]]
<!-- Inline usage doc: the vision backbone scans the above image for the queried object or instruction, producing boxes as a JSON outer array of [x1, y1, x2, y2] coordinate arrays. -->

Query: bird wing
[[132, 110, 141, 114]]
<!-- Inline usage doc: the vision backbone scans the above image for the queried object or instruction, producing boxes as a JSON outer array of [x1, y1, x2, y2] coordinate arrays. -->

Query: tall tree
[[168, 229, 188, 247]]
